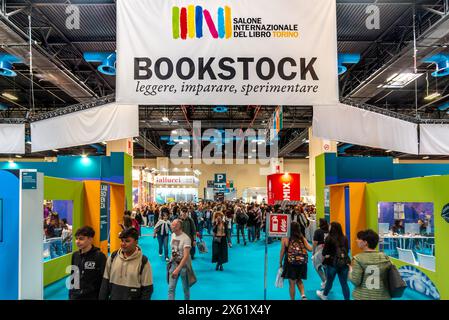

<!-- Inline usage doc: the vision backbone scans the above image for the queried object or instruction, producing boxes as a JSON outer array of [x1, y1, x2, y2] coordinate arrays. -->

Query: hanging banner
[[419, 124, 449, 155], [99, 183, 109, 242], [116, 0, 338, 105]]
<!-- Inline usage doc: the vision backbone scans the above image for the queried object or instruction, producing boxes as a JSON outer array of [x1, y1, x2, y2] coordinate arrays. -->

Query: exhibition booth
[[154, 174, 200, 204], [0, 152, 131, 295], [132, 168, 154, 208], [316, 153, 449, 300]]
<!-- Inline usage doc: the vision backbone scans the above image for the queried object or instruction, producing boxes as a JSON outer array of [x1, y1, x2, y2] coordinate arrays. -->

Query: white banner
[[116, 0, 338, 105], [31, 103, 138, 152], [155, 175, 199, 185], [0, 124, 25, 154], [420, 124, 449, 155], [313, 104, 419, 155]]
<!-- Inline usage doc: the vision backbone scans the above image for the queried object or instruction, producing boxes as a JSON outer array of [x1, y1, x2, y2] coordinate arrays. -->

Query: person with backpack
[[279, 221, 312, 300], [69, 226, 107, 300], [99, 228, 153, 300], [235, 207, 248, 245], [154, 213, 171, 261], [312, 218, 329, 290], [349, 229, 392, 300], [316, 222, 351, 300], [180, 207, 197, 260], [247, 208, 257, 242]]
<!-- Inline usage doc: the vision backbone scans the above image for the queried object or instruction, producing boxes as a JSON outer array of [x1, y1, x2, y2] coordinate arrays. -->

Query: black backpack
[[334, 244, 351, 269], [110, 251, 148, 275], [236, 212, 248, 225]]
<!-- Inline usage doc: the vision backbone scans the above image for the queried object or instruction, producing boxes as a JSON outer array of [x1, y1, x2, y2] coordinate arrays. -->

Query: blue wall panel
[[0, 170, 20, 299]]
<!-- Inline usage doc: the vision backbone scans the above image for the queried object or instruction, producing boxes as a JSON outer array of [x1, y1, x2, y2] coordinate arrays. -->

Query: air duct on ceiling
[[422, 53, 449, 77], [83, 52, 116, 76], [0, 53, 22, 77], [338, 53, 361, 75]]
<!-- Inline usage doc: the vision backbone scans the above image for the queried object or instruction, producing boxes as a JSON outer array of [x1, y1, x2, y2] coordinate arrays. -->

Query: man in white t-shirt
[[168, 219, 192, 300]]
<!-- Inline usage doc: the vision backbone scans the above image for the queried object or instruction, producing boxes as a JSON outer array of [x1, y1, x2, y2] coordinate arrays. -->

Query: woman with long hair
[[316, 221, 351, 300], [212, 211, 229, 271], [280, 221, 312, 300]]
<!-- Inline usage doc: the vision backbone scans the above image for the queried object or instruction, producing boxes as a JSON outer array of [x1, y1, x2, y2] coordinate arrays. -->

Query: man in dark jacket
[[235, 208, 248, 245], [69, 226, 107, 300], [180, 207, 197, 260]]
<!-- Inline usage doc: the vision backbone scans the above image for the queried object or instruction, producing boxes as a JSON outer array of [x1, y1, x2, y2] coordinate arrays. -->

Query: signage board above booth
[[154, 175, 199, 185], [116, 0, 338, 105]]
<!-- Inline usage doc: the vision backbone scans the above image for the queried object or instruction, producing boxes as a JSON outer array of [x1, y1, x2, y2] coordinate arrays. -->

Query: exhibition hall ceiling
[[1, 0, 449, 159]]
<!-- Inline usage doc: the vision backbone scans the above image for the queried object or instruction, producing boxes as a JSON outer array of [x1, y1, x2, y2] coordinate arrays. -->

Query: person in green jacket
[[349, 229, 391, 300]]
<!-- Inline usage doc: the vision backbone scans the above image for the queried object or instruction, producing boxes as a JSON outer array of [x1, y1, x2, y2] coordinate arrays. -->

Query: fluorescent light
[[386, 73, 399, 82], [386, 150, 392, 153], [52, 149, 59, 152], [380, 72, 423, 89], [26, 141, 32, 145], [162, 116, 169, 122], [423, 156, 430, 160], [305, 156, 310, 159], [424, 92, 441, 100], [15, 155, 22, 158], [2, 92, 18, 101], [101, 141, 107, 145]]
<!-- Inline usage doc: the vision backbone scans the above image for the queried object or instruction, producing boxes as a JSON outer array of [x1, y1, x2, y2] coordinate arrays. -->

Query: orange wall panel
[[110, 184, 125, 252], [83, 181, 101, 249]]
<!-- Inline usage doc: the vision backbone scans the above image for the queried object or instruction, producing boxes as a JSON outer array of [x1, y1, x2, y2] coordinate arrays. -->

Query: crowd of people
[[66, 200, 398, 301]]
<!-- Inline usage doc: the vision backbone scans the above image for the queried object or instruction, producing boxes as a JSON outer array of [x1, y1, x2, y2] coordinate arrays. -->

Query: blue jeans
[[168, 263, 190, 300], [157, 233, 169, 258], [248, 226, 256, 242], [148, 215, 154, 226], [323, 265, 350, 300], [236, 224, 246, 244]]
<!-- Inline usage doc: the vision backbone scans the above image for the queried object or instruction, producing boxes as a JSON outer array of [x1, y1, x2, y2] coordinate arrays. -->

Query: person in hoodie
[[99, 227, 153, 300], [349, 229, 391, 300], [69, 226, 107, 300]]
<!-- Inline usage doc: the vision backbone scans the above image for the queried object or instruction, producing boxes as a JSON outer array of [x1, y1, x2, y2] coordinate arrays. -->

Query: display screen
[[378, 202, 435, 271], [43, 200, 74, 262]]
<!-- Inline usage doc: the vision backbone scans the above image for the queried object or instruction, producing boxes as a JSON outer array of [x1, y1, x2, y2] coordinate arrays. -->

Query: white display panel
[[0, 124, 25, 154], [30, 103, 138, 152], [313, 104, 419, 154], [419, 124, 449, 155]]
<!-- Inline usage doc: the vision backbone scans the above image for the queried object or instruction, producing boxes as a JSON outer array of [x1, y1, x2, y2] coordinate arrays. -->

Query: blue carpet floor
[[44, 226, 431, 300]]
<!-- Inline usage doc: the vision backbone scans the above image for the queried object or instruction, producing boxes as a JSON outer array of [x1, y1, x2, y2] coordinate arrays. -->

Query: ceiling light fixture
[[2, 92, 18, 101], [424, 92, 441, 100], [379, 72, 423, 89]]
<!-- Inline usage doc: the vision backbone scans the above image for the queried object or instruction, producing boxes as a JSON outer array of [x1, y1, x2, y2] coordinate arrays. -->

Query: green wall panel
[[43, 177, 84, 286], [365, 176, 449, 300]]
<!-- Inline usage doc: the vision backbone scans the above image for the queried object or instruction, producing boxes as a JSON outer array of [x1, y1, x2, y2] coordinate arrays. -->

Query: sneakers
[[316, 290, 328, 300], [159, 253, 163, 257], [165, 257, 169, 262], [301, 295, 307, 300]]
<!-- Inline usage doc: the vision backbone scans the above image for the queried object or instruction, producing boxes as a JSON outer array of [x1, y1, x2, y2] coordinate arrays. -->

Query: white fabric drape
[[313, 104, 419, 155], [0, 124, 25, 154], [30, 103, 138, 152], [419, 124, 449, 155]]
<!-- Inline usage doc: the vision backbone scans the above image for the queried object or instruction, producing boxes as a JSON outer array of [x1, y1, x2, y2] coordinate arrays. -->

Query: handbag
[[387, 258, 407, 298], [275, 267, 284, 288]]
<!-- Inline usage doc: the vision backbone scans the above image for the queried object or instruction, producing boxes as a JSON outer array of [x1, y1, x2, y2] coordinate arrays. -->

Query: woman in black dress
[[279, 221, 312, 300], [212, 211, 229, 271]]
